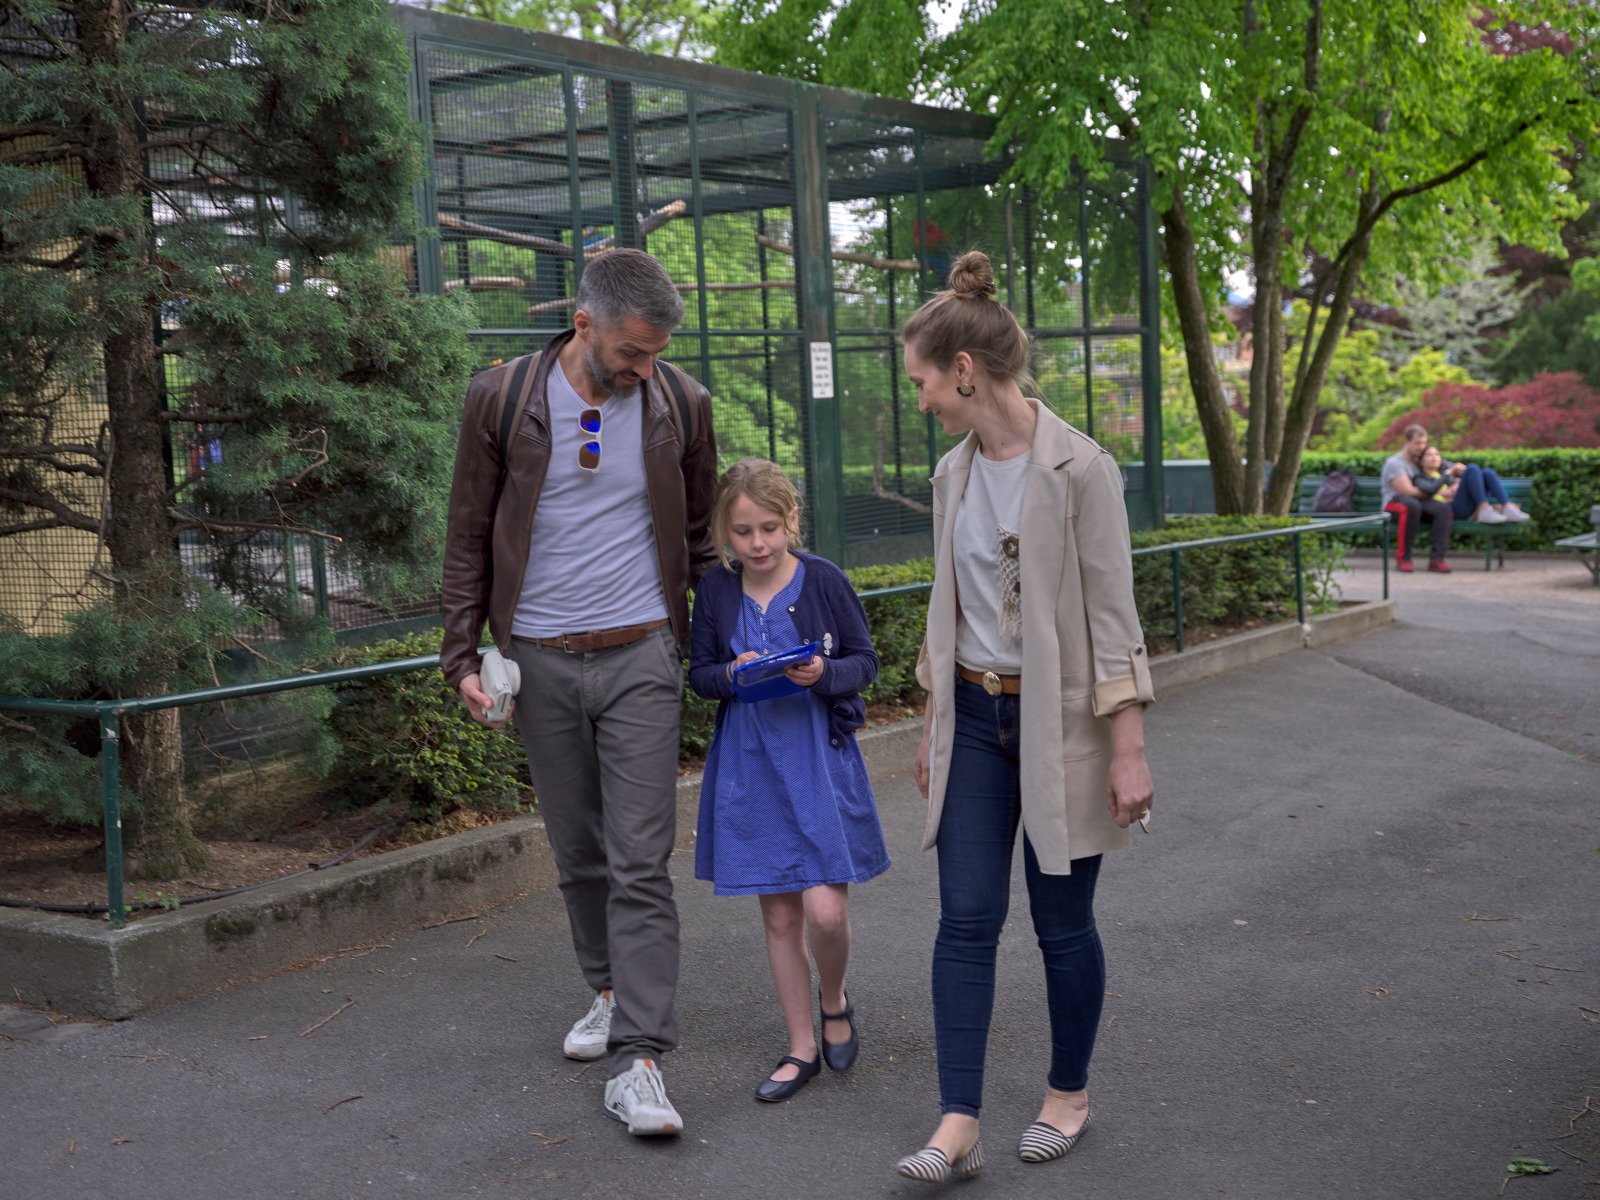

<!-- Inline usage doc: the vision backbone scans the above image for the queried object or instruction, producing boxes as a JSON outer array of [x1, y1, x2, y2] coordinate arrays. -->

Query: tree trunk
[[1264, 295, 1285, 464], [1264, 195, 1380, 515], [75, 0, 207, 876], [1161, 194, 1249, 513]]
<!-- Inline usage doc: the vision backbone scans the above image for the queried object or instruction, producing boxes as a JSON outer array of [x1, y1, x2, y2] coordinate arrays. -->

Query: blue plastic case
[[731, 641, 822, 703]]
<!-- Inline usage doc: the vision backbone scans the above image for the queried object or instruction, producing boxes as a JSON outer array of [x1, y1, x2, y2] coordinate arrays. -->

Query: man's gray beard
[[584, 345, 634, 399]]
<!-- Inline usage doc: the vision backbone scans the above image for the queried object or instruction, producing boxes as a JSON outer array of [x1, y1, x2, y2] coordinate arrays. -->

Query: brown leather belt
[[516, 618, 669, 654], [958, 666, 1022, 696]]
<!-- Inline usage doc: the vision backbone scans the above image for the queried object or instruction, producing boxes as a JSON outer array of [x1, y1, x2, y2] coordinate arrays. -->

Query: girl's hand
[[726, 650, 761, 682], [785, 655, 824, 687]]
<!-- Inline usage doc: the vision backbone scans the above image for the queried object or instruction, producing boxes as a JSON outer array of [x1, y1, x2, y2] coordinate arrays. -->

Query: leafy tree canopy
[[422, 0, 717, 56]]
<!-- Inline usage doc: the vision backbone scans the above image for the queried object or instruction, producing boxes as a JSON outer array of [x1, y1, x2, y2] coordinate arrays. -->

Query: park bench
[[1554, 503, 1600, 585], [1298, 473, 1533, 570]]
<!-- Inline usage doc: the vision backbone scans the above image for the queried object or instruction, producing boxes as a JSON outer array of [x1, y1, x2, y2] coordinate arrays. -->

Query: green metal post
[[408, 36, 444, 297], [1293, 531, 1306, 625], [98, 706, 126, 930], [792, 90, 845, 562], [283, 531, 299, 613], [310, 536, 330, 622], [1170, 549, 1184, 653], [563, 71, 584, 297], [1382, 517, 1390, 600], [687, 91, 712, 389], [1077, 165, 1094, 441]]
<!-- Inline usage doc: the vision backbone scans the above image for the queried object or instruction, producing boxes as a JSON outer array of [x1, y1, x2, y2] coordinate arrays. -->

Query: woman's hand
[[785, 655, 824, 687], [914, 710, 932, 800], [1105, 705, 1153, 829], [725, 650, 761, 682], [1106, 749, 1154, 829]]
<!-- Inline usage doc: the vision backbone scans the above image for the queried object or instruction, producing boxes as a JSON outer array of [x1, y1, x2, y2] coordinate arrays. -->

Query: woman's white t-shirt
[[954, 449, 1030, 674]]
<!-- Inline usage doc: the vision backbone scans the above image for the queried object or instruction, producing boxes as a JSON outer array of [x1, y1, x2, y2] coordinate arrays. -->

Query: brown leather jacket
[[440, 329, 719, 688]]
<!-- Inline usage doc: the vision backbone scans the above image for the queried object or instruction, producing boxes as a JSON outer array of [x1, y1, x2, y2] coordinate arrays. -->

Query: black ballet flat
[[754, 1054, 821, 1102], [820, 990, 859, 1073]]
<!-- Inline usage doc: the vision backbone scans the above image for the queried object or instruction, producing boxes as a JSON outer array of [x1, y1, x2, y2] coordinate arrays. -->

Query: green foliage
[[168, 245, 480, 612], [925, 0, 1598, 512], [848, 558, 935, 707], [0, 579, 262, 826], [1131, 517, 1348, 647], [1493, 283, 1600, 386], [1305, 300, 1485, 453], [0, 0, 478, 848], [713, 0, 928, 97], [1506, 1157, 1556, 1177], [437, 0, 717, 57], [321, 629, 528, 822], [1300, 448, 1600, 546]]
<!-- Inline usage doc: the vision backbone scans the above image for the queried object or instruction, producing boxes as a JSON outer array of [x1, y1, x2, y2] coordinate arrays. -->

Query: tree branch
[[169, 512, 343, 543], [0, 485, 101, 533]]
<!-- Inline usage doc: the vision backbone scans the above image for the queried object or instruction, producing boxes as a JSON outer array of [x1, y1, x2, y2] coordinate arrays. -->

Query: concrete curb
[[0, 599, 1392, 1019]]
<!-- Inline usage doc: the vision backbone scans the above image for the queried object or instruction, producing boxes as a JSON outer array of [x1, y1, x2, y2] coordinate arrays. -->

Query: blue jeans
[[1450, 464, 1511, 519], [932, 678, 1106, 1117]]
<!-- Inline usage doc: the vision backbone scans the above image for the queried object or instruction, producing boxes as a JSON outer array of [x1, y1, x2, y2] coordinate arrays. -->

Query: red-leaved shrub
[[1379, 372, 1600, 449]]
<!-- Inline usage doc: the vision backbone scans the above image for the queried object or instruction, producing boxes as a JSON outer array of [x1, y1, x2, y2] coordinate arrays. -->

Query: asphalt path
[[3, 555, 1597, 1199]]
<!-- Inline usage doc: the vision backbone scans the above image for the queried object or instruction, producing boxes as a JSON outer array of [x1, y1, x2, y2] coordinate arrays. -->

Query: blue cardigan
[[687, 552, 879, 746]]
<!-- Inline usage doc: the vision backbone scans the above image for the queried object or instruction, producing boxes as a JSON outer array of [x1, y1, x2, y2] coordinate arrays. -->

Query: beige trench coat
[[914, 401, 1154, 874]]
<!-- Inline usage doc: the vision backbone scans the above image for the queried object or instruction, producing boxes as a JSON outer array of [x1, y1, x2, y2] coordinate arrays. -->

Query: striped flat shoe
[[1018, 1110, 1090, 1163], [895, 1141, 984, 1183]]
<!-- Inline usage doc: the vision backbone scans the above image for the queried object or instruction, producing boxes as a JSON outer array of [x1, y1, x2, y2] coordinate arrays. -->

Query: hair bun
[[947, 251, 997, 301]]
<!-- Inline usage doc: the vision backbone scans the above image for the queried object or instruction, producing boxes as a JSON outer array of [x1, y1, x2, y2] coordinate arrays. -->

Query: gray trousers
[[507, 626, 682, 1076]]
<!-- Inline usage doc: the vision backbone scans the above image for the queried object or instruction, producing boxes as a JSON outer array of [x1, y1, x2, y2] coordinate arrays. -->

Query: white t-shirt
[[954, 449, 1030, 674], [512, 360, 669, 638]]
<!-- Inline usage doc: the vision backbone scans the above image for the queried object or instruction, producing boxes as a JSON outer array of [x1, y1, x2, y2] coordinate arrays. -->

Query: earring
[[956, 383, 975, 397]]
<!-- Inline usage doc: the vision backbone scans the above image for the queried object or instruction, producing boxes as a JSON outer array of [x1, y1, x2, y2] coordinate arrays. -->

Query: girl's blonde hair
[[712, 458, 803, 569], [900, 250, 1036, 393]]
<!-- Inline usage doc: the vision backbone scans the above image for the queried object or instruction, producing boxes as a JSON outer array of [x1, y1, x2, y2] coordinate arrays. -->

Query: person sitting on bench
[[1381, 425, 1454, 574], [1413, 444, 1530, 526]]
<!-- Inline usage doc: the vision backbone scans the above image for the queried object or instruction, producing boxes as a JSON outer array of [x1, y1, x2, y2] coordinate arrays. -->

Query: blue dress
[[695, 560, 891, 896]]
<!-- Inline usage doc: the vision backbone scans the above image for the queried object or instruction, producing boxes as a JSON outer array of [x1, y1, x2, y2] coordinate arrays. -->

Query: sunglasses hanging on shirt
[[578, 406, 603, 472]]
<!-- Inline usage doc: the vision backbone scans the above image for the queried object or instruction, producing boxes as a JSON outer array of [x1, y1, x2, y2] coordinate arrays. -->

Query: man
[[440, 249, 718, 1136], [1380, 424, 1454, 573]]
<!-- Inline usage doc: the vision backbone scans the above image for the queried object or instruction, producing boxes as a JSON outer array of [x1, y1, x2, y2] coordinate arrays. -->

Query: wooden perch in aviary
[[874, 410, 932, 515], [756, 234, 918, 273], [437, 200, 689, 260]]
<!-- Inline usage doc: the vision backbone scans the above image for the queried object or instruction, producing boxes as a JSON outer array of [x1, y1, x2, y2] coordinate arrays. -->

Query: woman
[[897, 251, 1155, 1182]]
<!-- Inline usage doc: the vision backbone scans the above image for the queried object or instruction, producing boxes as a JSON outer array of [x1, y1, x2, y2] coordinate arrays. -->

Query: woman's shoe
[[753, 1054, 820, 1103], [895, 1141, 985, 1182], [820, 990, 859, 1072], [1501, 502, 1532, 522], [1474, 503, 1508, 525], [1018, 1110, 1091, 1163]]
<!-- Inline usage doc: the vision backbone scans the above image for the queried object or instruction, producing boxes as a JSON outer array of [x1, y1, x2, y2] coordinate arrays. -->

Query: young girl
[[687, 458, 891, 1103]]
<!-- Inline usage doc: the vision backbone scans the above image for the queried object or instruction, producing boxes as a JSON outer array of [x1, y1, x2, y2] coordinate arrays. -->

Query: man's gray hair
[[575, 248, 685, 332]]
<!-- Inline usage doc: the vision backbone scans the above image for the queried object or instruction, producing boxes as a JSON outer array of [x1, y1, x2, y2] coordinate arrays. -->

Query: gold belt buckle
[[981, 670, 1003, 697]]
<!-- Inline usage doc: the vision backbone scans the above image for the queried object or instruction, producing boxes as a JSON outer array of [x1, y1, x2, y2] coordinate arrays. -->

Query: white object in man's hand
[[479, 647, 520, 723]]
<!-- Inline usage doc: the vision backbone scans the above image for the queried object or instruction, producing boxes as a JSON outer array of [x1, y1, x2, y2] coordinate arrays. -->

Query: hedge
[[318, 518, 1333, 820], [1299, 448, 1600, 549]]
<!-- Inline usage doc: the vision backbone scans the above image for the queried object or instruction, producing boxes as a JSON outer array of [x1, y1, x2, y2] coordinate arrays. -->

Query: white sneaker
[[1474, 504, 1508, 525], [563, 990, 614, 1061], [603, 1057, 683, 1136], [1502, 503, 1532, 523]]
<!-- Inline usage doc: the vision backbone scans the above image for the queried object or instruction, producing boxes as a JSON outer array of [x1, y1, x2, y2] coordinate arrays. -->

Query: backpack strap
[[654, 360, 697, 456], [491, 354, 538, 515]]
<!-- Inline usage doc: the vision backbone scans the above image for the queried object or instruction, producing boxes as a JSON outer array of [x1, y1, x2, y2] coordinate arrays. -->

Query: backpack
[[1311, 468, 1357, 513], [489, 346, 698, 514]]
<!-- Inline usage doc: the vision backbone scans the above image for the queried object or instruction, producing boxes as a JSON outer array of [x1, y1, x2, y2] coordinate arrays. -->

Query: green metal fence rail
[[0, 516, 1386, 929]]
